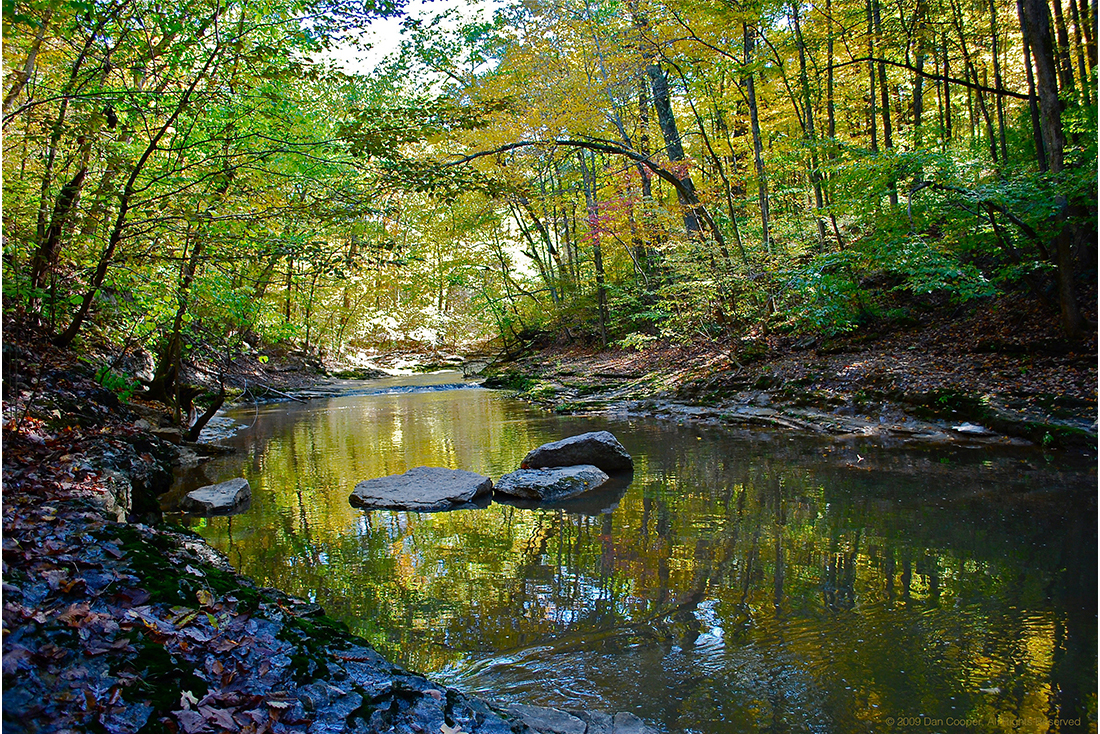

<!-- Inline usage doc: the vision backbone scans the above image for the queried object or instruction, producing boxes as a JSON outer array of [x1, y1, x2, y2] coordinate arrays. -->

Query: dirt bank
[[483, 293, 1097, 449]]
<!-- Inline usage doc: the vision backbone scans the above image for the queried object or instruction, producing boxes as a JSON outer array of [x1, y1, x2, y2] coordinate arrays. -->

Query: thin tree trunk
[[868, 0, 880, 151], [1020, 0, 1050, 169], [872, 0, 899, 206], [949, 0, 997, 158], [792, 0, 830, 240], [744, 23, 771, 253], [827, 0, 837, 139], [664, 58, 747, 265], [577, 150, 610, 346], [646, 61, 702, 234], [1052, 0, 1078, 94], [1077, 0, 1096, 70], [913, 0, 928, 143], [2, 8, 52, 115], [943, 34, 953, 141], [53, 37, 220, 348], [989, 0, 1010, 161], [1068, 0, 1093, 101]]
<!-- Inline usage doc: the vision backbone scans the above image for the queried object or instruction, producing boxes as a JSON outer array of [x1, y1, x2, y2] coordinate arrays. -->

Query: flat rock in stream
[[495, 465, 610, 501], [349, 466, 493, 512], [522, 431, 633, 473], [179, 477, 251, 516]]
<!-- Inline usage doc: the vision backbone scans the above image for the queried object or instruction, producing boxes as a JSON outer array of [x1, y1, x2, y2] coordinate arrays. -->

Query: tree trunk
[[665, 59, 746, 265], [913, 0, 928, 142], [943, 33, 953, 141], [578, 151, 610, 346], [872, 0, 899, 206], [1052, 0, 1078, 95], [29, 166, 86, 291], [989, 0, 1010, 161], [826, 0, 837, 140], [3, 8, 52, 116], [1022, 0, 1085, 339], [147, 234, 204, 405], [792, 1, 830, 242], [646, 62, 702, 234], [1023, 0, 1067, 172], [1068, 0, 1093, 102], [868, 0, 880, 151], [1077, 0, 1096, 70], [1020, 0, 1050, 170], [743, 23, 771, 253]]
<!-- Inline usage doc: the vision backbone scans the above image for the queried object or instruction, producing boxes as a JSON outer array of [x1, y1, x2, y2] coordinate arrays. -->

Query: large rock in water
[[180, 477, 251, 516], [349, 466, 493, 512], [494, 465, 609, 501], [522, 430, 633, 473]]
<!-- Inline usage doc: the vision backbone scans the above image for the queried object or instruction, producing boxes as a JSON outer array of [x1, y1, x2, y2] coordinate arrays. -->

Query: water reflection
[[174, 374, 1097, 733]]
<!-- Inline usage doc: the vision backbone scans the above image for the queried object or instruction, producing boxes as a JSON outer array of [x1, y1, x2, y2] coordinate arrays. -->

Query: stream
[[170, 372, 1097, 733]]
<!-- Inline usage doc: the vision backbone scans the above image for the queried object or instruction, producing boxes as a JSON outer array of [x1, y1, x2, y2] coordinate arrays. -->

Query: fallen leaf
[[174, 708, 208, 734], [198, 705, 238, 730], [441, 724, 469, 734]]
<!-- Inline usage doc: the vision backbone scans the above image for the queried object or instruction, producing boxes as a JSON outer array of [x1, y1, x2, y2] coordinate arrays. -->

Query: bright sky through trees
[[321, 0, 506, 73]]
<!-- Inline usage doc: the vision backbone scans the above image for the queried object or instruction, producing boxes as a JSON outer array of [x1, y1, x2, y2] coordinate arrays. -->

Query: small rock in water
[[495, 465, 610, 501], [522, 431, 633, 473], [349, 466, 493, 512], [180, 477, 251, 516]]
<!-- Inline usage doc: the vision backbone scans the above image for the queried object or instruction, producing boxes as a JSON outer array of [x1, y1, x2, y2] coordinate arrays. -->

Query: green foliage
[[94, 366, 139, 402]]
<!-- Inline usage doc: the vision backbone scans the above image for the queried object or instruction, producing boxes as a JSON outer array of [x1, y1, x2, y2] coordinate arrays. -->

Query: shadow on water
[[172, 374, 1097, 733]]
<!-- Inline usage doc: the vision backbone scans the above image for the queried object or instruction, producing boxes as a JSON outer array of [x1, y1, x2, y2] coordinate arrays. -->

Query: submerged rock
[[180, 477, 251, 516], [522, 431, 633, 473], [506, 705, 660, 734], [507, 705, 587, 734], [495, 465, 610, 501], [349, 466, 493, 512]]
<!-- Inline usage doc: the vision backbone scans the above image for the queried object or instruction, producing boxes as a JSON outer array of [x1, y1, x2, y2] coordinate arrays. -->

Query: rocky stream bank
[[482, 294, 1097, 450]]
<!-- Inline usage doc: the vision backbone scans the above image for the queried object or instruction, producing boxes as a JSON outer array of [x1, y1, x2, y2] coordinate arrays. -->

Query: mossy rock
[[482, 370, 536, 391]]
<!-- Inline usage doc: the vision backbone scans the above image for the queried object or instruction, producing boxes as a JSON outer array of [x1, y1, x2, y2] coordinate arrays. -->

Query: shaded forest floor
[[489, 292, 1097, 448]]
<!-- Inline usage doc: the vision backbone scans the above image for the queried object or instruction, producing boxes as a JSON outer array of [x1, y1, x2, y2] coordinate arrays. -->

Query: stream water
[[171, 372, 1097, 733]]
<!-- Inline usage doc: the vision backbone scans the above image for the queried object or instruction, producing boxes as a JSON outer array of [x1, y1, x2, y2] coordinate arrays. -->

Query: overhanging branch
[[447, 138, 727, 251], [831, 57, 1030, 100]]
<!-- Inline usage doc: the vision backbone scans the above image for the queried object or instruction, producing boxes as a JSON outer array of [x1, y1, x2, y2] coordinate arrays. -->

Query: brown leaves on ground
[[520, 292, 1096, 423]]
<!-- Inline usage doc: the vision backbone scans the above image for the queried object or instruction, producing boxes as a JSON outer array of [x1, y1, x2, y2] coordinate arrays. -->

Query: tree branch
[[831, 57, 1030, 99]]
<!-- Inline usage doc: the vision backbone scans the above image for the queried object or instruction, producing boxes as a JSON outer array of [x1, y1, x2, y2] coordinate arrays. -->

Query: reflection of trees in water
[[186, 403, 1095, 732]]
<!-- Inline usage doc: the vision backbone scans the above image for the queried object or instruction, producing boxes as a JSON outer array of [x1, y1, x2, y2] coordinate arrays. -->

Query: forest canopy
[[3, 0, 1096, 396]]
